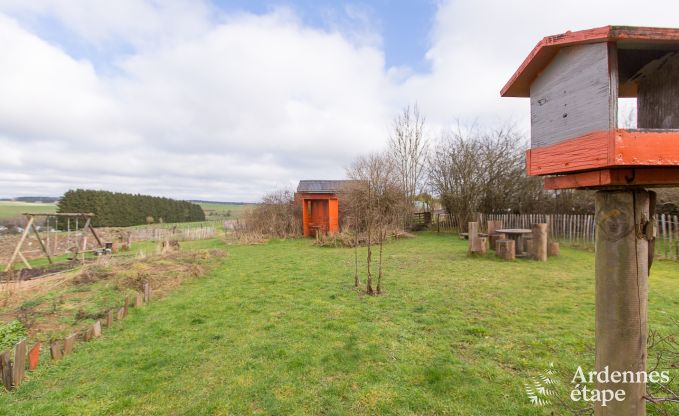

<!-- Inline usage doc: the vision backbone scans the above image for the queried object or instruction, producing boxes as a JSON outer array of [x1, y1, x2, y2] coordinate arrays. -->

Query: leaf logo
[[524, 362, 558, 406]]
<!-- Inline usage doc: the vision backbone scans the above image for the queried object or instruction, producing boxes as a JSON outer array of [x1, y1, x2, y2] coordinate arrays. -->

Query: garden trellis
[[3, 213, 104, 272]]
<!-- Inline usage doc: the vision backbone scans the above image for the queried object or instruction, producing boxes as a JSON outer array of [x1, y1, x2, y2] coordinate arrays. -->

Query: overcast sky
[[0, 0, 677, 202]]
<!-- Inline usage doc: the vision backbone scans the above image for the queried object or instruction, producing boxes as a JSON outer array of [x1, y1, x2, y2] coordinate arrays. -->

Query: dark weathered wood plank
[[12, 339, 26, 387]]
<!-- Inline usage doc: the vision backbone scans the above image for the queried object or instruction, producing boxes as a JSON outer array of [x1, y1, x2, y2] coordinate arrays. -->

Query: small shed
[[501, 25, 679, 189], [295, 180, 348, 237]]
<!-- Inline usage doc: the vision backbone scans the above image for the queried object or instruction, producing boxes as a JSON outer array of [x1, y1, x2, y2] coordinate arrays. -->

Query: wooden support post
[[531, 223, 548, 261], [135, 292, 143, 307], [30, 221, 53, 264], [4, 216, 34, 272], [12, 339, 26, 388], [0, 351, 12, 390], [143, 282, 150, 303], [594, 190, 651, 416], [116, 307, 125, 321], [17, 251, 32, 270]]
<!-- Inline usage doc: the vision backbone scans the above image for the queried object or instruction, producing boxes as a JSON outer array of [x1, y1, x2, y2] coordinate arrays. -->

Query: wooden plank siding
[[530, 42, 612, 148]]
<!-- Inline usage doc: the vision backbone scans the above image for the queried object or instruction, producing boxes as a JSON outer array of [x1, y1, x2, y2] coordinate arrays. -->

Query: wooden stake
[[63, 334, 76, 356], [50, 342, 63, 361], [0, 351, 12, 390], [28, 342, 41, 370], [12, 339, 26, 388], [106, 309, 114, 327], [594, 190, 651, 416], [143, 282, 150, 303], [134, 292, 143, 307]]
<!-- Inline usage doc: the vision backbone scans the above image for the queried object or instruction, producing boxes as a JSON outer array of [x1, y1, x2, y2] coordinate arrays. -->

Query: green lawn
[[0, 202, 56, 221], [1, 233, 677, 415]]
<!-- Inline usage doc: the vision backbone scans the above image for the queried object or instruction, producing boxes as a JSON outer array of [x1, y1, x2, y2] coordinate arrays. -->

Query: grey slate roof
[[296, 180, 349, 193]]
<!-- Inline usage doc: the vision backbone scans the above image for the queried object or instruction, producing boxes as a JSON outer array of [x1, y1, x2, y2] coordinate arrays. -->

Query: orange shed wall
[[296, 192, 340, 237]]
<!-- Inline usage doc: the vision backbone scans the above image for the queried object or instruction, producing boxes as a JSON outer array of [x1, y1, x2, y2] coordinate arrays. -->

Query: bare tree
[[346, 153, 401, 295], [388, 104, 428, 229], [241, 189, 301, 238]]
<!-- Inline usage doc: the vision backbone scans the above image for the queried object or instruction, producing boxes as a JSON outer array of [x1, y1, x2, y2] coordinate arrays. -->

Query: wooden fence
[[129, 225, 216, 242], [436, 212, 679, 261]]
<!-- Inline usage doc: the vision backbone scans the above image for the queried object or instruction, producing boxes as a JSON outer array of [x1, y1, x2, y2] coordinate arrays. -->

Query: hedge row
[[57, 189, 205, 227]]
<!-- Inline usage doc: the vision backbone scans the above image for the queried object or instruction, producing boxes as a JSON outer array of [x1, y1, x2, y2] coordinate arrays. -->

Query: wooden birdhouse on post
[[502, 26, 679, 416]]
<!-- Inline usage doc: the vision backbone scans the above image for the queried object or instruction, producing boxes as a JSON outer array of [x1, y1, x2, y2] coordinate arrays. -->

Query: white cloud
[[0, 0, 677, 201]]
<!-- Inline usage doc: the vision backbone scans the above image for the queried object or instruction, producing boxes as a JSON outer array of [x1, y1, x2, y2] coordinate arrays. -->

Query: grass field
[[1, 233, 677, 415], [199, 202, 251, 221], [0, 202, 57, 221], [0, 201, 250, 223]]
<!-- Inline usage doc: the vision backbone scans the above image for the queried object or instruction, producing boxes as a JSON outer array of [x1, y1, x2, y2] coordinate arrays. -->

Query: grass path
[[1, 234, 677, 415]]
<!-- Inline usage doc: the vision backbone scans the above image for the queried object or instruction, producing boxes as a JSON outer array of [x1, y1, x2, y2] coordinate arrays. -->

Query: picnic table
[[495, 228, 532, 256]]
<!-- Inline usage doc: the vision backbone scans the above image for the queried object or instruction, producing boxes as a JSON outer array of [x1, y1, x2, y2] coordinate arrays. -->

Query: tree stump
[[487, 220, 503, 237], [531, 223, 548, 261], [467, 222, 479, 255], [496, 239, 515, 260], [548, 241, 560, 257], [489, 233, 505, 251]]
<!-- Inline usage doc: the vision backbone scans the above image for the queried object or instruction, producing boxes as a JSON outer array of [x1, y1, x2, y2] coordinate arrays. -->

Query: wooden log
[[594, 190, 651, 416], [548, 241, 560, 257], [531, 223, 548, 261], [28, 342, 40, 370], [0, 351, 12, 390], [487, 220, 503, 236], [143, 282, 150, 303], [12, 339, 26, 388], [50, 342, 63, 361], [63, 334, 76, 356], [123, 297, 129, 317], [106, 309, 114, 327]]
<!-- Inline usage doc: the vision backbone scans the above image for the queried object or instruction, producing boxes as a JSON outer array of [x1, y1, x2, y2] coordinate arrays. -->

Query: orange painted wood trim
[[613, 130, 679, 166], [501, 26, 679, 97], [544, 168, 679, 189], [527, 129, 679, 176], [527, 131, 612, 175]]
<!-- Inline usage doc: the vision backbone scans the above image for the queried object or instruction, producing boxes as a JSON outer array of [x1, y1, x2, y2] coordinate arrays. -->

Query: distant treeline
[[58, 189, 205, 227]]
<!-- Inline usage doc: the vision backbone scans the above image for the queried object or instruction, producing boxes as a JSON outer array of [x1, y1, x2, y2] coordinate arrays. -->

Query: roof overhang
[[501, 25, 679, 97]]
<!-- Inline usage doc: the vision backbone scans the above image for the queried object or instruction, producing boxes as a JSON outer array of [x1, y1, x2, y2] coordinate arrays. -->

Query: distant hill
[[12, 196, 60, 203], [190, 200, 253, 205]]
